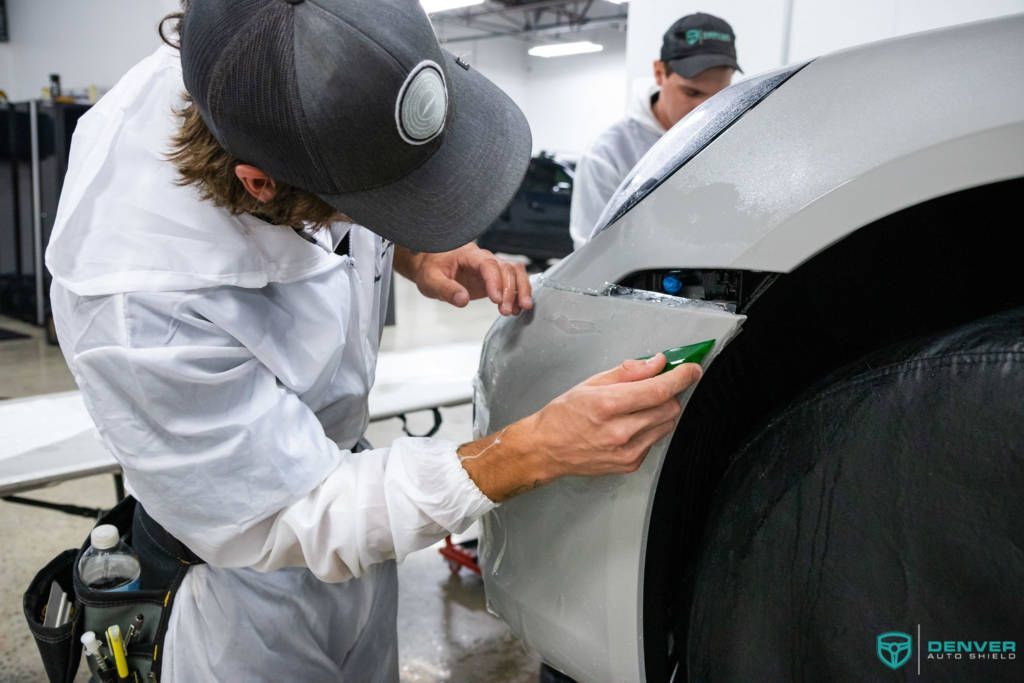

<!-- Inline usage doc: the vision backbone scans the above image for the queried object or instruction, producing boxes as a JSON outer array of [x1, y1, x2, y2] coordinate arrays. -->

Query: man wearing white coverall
[[570, 12, 741, 248], [45, 1, 701, 679]]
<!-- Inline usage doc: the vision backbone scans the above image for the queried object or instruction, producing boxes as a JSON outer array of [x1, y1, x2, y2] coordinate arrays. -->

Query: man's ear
[[235, 164, 277, 202], [653, 59, 668, 86]]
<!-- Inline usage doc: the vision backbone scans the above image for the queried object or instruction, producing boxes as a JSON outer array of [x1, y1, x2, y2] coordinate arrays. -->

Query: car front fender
[[474, 280, 744, 682]]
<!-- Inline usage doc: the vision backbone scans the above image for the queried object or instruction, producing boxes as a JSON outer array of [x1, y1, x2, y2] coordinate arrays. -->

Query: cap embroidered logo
[[684, 28, 732, 45], [396, 61, 448, 146]]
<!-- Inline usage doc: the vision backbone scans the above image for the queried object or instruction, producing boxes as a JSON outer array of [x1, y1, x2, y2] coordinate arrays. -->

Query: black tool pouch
[[23, 548, 85, 683], [24, 496, 203, 682]]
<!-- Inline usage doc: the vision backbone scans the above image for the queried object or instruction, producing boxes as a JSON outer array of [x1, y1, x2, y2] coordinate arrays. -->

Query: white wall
[[467, 27, 629, 158], [460, 36, 530, 109], [627, 0, 1024, 86], [522, 28, 628, 158], [787, 0, 1024, 63], [0, 0, 180, 101]]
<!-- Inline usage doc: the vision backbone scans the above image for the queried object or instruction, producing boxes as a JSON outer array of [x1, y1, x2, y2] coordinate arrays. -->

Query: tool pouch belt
[[23, 496, 204, 682]]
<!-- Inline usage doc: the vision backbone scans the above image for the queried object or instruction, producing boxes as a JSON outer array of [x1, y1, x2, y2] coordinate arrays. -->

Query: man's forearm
[[457, 417, 556, 502], [456, 356, 701, 504]]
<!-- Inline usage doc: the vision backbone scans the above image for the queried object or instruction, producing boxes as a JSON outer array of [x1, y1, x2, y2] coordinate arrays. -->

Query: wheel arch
[[642, 176, 1024, 681]]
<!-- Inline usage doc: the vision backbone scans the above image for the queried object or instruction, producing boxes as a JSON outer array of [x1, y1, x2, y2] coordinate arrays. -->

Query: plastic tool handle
[[642, 339, 716, 374], [105, 625, 130, 680]]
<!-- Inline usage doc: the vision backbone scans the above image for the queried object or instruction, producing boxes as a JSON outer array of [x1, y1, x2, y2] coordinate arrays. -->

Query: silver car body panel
[[475, 15, 1024, 683], [552, 14, 1024, 291]]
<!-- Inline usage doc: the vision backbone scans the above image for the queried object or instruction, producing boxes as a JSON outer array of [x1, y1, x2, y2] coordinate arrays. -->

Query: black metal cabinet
[[0, 100, 90, 324]]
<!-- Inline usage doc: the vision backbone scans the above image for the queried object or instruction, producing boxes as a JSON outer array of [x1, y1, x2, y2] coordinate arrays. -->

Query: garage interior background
[[0, 0, 1021, 161]]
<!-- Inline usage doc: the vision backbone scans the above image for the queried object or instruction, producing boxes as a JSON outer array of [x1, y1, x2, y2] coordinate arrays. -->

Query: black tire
[[688, 308, 1024, 681]]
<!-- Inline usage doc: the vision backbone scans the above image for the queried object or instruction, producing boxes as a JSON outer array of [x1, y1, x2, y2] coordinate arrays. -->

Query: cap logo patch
[[396, 60, 448, 146], [684, 28, 732, 45]]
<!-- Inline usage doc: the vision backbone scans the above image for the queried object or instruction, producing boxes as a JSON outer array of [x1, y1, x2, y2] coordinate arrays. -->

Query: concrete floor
[[0, 275, 542, 682]]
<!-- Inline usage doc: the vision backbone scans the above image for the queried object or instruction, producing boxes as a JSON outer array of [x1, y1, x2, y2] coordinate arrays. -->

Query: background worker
[[44, 0, 702, 680], [569, 12, 742, 248]]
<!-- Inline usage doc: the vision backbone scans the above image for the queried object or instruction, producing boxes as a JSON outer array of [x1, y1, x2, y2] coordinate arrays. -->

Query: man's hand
[[458, 354, 703, 501], [394, 244, 532, 316]]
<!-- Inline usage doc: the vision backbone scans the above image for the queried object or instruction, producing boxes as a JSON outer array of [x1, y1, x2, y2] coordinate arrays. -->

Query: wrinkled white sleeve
[[59, 287, 495, 583], [569, 149, 623, 250]]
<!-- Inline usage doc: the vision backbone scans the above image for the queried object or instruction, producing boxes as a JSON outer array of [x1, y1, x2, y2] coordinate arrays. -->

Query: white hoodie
[[46, 46, 494, 681], [568, 85, 666, 249]]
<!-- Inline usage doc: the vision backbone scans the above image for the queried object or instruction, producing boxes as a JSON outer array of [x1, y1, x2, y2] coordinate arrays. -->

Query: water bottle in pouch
[[78, 524, 141, 591]]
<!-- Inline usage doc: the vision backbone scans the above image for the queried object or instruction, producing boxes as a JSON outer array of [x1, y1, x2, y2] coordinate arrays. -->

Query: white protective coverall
[[568, 85, 666, 249], [45, 46, 495, 681]]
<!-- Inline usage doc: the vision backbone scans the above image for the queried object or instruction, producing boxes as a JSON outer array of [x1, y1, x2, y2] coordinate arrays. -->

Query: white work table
[[0, 342, 480, 498]]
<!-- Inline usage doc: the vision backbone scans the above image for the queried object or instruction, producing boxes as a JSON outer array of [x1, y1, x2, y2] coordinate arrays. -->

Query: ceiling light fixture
[[528, 41, 605, 58], [421, 0, 485, 14]]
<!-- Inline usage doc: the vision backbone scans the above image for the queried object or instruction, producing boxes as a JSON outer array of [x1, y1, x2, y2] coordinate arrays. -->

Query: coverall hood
[[46, 46, 341, 297], [568, 84, 665, 249], [627, 82, 668, 138]]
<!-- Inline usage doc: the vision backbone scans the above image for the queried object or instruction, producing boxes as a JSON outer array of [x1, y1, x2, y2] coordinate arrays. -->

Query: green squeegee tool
[[642, 339, 716, 374]]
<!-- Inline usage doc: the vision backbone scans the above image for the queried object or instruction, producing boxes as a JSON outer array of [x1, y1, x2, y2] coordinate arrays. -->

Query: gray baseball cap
[[180, 0, 531, 252]]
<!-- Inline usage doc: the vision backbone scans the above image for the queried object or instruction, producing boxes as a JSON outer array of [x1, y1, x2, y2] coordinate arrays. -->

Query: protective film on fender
[[472, 279, 746, 681]]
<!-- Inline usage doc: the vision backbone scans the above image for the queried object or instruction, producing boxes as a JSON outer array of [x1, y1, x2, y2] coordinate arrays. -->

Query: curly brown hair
[[160, 7, 338, 231]]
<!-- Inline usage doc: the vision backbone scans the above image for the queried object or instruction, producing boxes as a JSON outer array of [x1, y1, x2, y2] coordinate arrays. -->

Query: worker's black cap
[[661, 12, 742, 79], [180, 0, 531, 252]]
